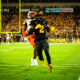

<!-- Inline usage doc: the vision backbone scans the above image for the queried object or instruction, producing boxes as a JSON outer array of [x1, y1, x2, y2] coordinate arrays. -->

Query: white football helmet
[[27, 11, 34, 19]]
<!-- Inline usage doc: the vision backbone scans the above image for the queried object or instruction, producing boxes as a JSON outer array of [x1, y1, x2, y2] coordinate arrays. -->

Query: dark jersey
[[28, 17, 50, 42]]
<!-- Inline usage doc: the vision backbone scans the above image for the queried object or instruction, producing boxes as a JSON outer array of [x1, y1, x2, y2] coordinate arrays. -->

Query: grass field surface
[[0, 42, 80, 80]]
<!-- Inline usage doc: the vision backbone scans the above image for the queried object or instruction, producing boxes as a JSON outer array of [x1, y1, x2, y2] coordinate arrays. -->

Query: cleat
[[31, 58, 38, 66], [49, 64, 53, 72], [42, 60, 46, 67], [31, 58, 34, 66], [34, 59, 38, 66]]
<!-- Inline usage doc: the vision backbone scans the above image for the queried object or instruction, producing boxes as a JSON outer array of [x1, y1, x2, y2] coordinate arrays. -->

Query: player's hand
[[50, 27, 55, 32], [26, 31, 28, 34], [26, 31, 28, 36]]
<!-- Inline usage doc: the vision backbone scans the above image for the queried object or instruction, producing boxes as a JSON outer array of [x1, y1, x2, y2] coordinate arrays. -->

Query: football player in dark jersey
[[28, 11, 52, 72]]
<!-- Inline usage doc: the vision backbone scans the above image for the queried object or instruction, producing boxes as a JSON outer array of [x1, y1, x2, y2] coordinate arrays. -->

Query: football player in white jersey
[[23, 11, 38, 66]]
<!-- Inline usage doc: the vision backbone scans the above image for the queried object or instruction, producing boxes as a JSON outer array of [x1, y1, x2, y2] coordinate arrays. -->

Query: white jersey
[[23, 19, 32, 31]]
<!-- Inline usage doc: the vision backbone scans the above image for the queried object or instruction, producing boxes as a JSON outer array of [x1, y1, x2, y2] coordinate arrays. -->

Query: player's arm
[[27, 20, 35, 35], [45, 20, 50, 32], [47, 26, 55, 32], [47, 26, 50, 32], [23, 19, 28, 35], [23, 20, 27, 31], [28, 27, 34, 35], [46, 21, 54, 32]]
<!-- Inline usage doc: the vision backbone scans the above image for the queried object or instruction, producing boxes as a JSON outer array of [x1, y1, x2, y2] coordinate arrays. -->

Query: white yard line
[[78, 76, 80, 80], [62, 64, 79, 65], [0, 46, 32, 52], [0, 65, 80, 67], [0, 65, 24, 67], [53, 66, 80, 68], [0, 50, 10, 51], [14, 42, 30, 44], [11, 46, 32, 49], [54, 59, 64, 60], [0, 52, 32, 55]]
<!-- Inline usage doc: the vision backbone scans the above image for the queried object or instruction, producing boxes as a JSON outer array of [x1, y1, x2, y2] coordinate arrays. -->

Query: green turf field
[[0, 43, 80, 80]]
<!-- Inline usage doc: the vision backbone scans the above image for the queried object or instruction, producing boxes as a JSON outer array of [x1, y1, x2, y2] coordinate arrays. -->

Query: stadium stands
[[1, 12, 80, 43], [1, 2, 80, 43], [2, 13, 19, 32]]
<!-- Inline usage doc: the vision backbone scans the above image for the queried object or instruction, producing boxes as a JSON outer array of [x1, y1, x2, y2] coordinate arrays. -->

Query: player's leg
[[35, 42, 45, 66], [33, 47, 38, 66], [28, 35, 38, 66], [33, 47, 37, 59], [35, 42, 44, 60], [42, 40, 52, 72], [30, 46, 37, 66], [42, 40, 51, 64]]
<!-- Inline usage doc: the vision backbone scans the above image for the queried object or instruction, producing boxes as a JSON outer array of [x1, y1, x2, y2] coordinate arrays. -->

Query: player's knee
[[45, 51, 50, 57]]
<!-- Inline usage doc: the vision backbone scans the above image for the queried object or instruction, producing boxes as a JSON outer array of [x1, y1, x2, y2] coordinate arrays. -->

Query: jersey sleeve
[[28, 28, 35, 35], [30, 20, 35, 26], [23, 21, 27, 30]]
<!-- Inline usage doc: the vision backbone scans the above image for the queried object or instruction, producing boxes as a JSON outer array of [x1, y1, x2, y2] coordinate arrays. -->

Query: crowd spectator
[[1, 12, 80, 40]]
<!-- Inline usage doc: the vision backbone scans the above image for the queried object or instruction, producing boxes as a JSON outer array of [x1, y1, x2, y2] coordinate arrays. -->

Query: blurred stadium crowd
[[0, 4, 80, 43], [1, 12, 80, 43], [2, 13, 19, 32]]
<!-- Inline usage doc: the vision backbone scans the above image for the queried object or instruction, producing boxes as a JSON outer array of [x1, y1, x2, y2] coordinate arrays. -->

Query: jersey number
[[35, 24, 44, 33]]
